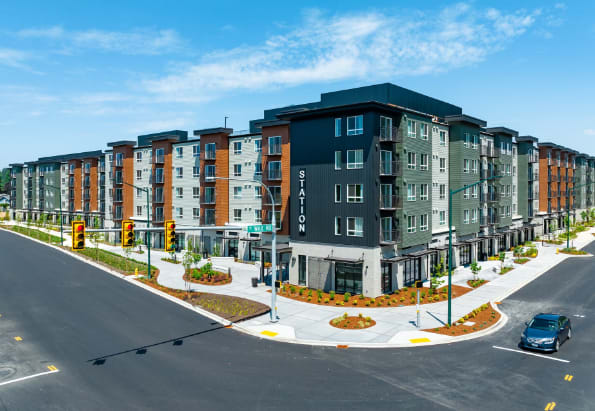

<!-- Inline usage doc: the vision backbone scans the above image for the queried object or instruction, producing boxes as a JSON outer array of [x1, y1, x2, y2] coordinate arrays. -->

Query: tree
[[26, 216, 32, 236], [470, 260, 482, 281], [182, 251, 194, 296], [581, 210, 588, 223], [498, 252, 506, 273], [135, 237, 143, 253], [591, 208, 595, 221], [88, 232, 103, 261], [39, 213, 49, 243], [430, 257, 445, 289]]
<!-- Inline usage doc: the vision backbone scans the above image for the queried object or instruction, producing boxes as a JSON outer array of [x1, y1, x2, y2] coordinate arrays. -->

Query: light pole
[[215, 176, 278, 322], [45, 184, 63, 245], [448, 174, 502, 326], [123, 182, 152, 279], [566, 181, 589, 250]]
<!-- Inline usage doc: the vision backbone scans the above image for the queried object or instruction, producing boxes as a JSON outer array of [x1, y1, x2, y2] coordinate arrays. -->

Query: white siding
[[172, 140, 201, 228], [228, 134, 262, 226], [431, 123, 449, 234]]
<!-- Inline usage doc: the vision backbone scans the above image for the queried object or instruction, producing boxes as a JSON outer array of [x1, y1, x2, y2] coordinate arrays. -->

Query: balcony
[[153, 213, 164, 223], [153, 194, 164, 203], [480, 170, 495, 180], [267, 144, 282, 156], [480, 144, 496, 157], [203, 149, 216, 160], [264, 196, 282, 206], [379, 194, 402, 210], [529, 152, 539, 163], [153, 155, 164, 164], [201, 213, 216, 226], [69, 168, 75, 175], [380, 160, 401, 177], [267, 169, 282, 181], [154, 174, 164, 184], [376, 126, 402, 143], [201, 194, 216, 204], [379, 229, 399, 245]]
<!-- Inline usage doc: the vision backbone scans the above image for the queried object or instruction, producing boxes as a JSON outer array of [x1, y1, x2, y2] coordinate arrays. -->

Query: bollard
[[135, 267, 138, 276], [556, 248, 559, 254]]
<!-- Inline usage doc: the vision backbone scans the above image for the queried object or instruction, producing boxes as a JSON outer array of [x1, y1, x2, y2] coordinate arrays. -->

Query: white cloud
[[73, 92, 132, 104], [584, 129, 595, 136], [15, 26, 183, 55], [0, 48, 29, 69], [143, 5, 542, 103]]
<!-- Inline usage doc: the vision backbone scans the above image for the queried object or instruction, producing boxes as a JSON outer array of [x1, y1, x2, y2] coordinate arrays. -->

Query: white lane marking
[[573, 314, 585, 318], [0, 369, 59, 387], [492, 346, 570, 363]]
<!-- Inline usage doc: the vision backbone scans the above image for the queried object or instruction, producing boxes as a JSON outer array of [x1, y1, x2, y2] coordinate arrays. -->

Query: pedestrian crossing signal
[[164, 220, 176, 251], [122, 220, 135, 248], [72, 221, 85, 250]]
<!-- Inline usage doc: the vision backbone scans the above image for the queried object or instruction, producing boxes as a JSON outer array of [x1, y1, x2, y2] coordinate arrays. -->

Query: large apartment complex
[[9, 83, 595, 296]]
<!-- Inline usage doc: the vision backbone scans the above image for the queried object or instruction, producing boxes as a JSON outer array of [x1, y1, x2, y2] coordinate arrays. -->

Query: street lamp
[[566, 181, 589, 250], [45, 183, 63, 245], [448, 174, 502, 326], [123, 182, 152, 279], [215, 176, 279, 322]]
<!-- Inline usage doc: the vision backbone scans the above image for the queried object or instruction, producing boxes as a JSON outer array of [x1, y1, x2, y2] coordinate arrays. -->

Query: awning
[[465, 238, 484, 243], [405, 249, 436, 257], [253, 244, 292, 253], [324, 256, 363, 263], [381, 256, 408, 263], [239, 237, 261, 242]]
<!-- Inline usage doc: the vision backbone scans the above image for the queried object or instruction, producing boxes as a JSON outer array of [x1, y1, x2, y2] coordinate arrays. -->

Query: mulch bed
[[425, 303, 501, 336], [161, 258, 181, 264], [329, 314, 376, 330], [467, 279, 488, 288], [183, 269, 232, 286], [500, 266, 514, 275], [274, 284, 472, 308], [513, 258, 530, 264], [138, 272, 268, 322]]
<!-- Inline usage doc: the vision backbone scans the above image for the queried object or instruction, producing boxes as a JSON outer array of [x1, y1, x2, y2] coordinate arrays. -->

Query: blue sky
[[1, 0, 594, 167]]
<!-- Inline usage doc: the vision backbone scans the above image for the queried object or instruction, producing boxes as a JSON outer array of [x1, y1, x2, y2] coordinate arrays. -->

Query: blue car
[[520, 313, 572, 352]]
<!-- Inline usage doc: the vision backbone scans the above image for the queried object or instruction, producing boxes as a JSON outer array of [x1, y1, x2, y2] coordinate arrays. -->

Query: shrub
[[358, 321, 365, 329], [358, 313, 364, 318], [399, 297, 404, 302], [343, 312, 349, 319], [352, 300, 358, 305], [308, 289, 313, 297], [365, 301, 371, 306], [335, 301, 341, 306], [329, 290, 335, 300], [307, 297, 312, 301], [387, 301, 392, 306], [377, 302, 382, 306], [324, 298, 329, 304], [344, 292, 351, 302], [317, 298, 322, 303], [364, 316, 372, 322], [433, 296, 439, 301], [290, 286, 296, 294], [370, 298, 375, 304], [421, 292, 426, 299], [317, 289, 323, 299], [299, 288, 304, 296], [410, 298, 415, 304], [340, 301, 344, 306], [403, 287, 409, 292], [410, 291, 416, 298]]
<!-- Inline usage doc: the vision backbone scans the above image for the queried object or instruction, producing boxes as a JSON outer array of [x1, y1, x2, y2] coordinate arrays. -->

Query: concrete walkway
[[3, 221, 594, 347]]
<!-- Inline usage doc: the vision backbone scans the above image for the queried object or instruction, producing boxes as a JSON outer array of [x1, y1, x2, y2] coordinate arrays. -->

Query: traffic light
[[122, 220, 135, 248], [72, 220, 85, 250], [164, 219, 176, 251]]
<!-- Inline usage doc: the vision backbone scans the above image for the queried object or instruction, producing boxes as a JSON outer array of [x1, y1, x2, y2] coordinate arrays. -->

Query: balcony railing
[[267, 144, 282, 156], [480, 144, 496, 157], [153, 214, 164, 223], [204, 150, 216, 160], [380, 160, 401, 176], [201, 194, 216, 204], [379, 228, 399, 245], [201, 214, 216, 226], [379, 194, 402, 210], [264, 196, 282, 206], [153, 156, 164, 164], [154, 174, 164, 184], [480, 192, 497, 202], [153, 195, 164, 203], [267, 169, 282, 180], [480, 215, 499, 226], [376, 126, 402, 143]]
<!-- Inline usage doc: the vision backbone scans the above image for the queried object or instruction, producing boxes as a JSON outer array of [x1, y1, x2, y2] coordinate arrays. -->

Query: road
[[0, 229, 593, 410]]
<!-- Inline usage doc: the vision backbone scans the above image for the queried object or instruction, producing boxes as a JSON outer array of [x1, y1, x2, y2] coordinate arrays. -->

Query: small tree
[[26, 216, 32, 236], [581, 210, 588, 223], [123, 246, 132, 274], [135, 237, 143, 253], [470, 260, 482, 281], [498, 252, 506, 272], [213, 243, 221, 257], [89, 232, 103, 261], [192, 252, 202, 269], [430, 257, 445, 289]]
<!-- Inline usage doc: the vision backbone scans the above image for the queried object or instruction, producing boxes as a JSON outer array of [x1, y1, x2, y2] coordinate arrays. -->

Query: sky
[[1, 0, 594, 168]]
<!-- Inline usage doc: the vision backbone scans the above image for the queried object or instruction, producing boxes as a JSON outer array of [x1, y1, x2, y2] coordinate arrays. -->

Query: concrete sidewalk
[[4, 221, 594, 347]]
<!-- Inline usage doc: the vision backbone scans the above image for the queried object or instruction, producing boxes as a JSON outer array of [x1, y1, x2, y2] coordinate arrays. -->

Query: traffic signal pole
[[123, 182, 151, 279]]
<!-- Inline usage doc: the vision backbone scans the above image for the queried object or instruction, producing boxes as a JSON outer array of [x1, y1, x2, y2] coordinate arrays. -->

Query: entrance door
[[227, 239, 238, 258], [459, 244, 471, 266], [298, 255, 307, 286], [478, 241, 486, 261], [335, 262, 363, 295], [381, 262, 392, 294], [403, 258, 421, 286]]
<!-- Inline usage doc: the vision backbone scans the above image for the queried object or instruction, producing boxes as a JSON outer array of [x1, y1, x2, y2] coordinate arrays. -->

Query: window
[[440, 158, 446, 173], [334, 151, 341, 170], [440, 184, 446, 200], [176, 208, 183, 219], [471, 209, 477, 223], [439, 130, 446, 146], [439, 210, 446, 225], [335, 184, 341, 202], [254, 187, 262, 199], [407, 152, 416, 170], [233, 164, 242, 177], [154, 149, 164, 164], [176, 147, 183, 158], [407, 183, 416, 201], [472, 185, 478, 199], [347, 184, 364, 203], [232, 141, 242, 155], [233, 186, 242, 199], [268, 136, 281, 155], [136, 170, 142, 180], [346, 115, 363, 136], [205, 165, 215, 181], [267, 210, 282, 230], [472, 135, 479, 149], [420, 214, 428, 231], [233, 209, 242, 222], [334, 216, 341, 235], [116, 153, 124, 166], [463, 188, 470, 200], [380, 116, 392, 139], [420, 184, 428, 200], [346, 217, 363, 237], [464, 133, 470, 148], [254, 139, 261, 152], [193, 145, 200, 157], [205, 143, 216, 159], [193, 166, 200, 177], [472, 160, 478, 174], [254, 209, 262, 223], [500, 207, 505, 217], [420, 154, 428, 170], [136, 152, 142, 162], [407, 215, 416, 233], [176, 187, 183, 198], [193, 187, 200, 199], [347, 150, 363, 169], [420, 123, 428, 140], [407, 119, 416, 138], [506, 206, 511, 216], [254, 163, 262, 176], [193, 208, 200, 220], [176, 167, 183, 178], [137, 206, 142, 216], [335, 118, 341, 137], [463, 159, 470, 173], [463, 209, 469, 224]]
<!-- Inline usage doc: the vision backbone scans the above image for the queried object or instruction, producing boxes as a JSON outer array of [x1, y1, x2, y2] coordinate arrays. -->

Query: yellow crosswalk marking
[[545, 402, 556, 410], [564, 374, 573, 381], [47, 365, 58, 371], [409, 338, 431, 344], [260, 330, 278, 337], [14, 336, 22, 341]]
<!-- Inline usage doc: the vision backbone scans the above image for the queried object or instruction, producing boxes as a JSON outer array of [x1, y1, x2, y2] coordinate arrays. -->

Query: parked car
[[520, 313, 571, 352]]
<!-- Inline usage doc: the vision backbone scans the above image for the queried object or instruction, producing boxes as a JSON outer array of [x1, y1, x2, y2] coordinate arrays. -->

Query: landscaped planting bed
[[161, 257, 181, 264], [138, 272, 268, 322], [184, 263, 232, 286], [425, 303, 501, 336], [500, 266, 514, 275], [3, 225, 62, 244], [559, 247, 588, 255], [513, 258, 530, 264], [275, 284, 472, 307], [73, 247, 157, 276], [329, 313, 376, 329], [467, 279, 488, 288]]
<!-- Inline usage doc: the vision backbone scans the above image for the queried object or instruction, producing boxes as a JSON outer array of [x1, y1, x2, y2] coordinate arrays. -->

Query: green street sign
[[247, 224, 273, 233]]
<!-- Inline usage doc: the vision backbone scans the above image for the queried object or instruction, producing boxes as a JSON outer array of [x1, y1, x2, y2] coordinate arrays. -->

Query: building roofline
[[252, 119, 291, 128], [8, 163, 23, 167], [193, 127, 233, 136], [107, 140, 136, 148], [445, 114, 487, 127], [485, 127, 519, 137], [517, 135, 539, 143], [37, 150, 104, 163]]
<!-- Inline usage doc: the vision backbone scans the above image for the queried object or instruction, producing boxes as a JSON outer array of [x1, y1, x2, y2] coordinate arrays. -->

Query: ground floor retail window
[[459, 244, 471, 266], [381, 262, 392, 294], [403, 258, 421, 286], [226, 239, 238, 258], [335, 262, 363, 295]]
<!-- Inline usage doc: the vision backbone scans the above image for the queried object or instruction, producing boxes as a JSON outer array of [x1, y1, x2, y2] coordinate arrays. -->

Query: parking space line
[[0, 368, 59, 387], [492, 346, 570, 363], [14, 336, 22, 341], [545, 401, 556, 410], [564, 374, 573, 381]]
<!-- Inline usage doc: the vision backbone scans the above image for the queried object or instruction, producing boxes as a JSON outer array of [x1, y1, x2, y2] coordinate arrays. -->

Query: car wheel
[[554, 339, 560, 352], [567, 328, 572, 340]]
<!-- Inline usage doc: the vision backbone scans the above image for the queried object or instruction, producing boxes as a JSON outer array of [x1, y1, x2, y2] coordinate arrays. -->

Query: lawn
[[4, 225, 63, 244], [75, 247, 157, 275]]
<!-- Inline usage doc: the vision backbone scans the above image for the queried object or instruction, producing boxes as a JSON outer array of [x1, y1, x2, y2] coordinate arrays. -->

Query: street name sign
[[247, 224, 273, 233]]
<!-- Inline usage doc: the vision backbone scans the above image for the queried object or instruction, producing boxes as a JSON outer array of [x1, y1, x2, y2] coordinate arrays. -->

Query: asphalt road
[[0, 229, 594, 410]]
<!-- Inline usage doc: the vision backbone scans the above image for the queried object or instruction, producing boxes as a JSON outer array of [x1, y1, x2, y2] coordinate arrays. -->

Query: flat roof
[[485, 127, 519, 137], [193, 127, 233, 136], [107, 140, 136, 147], [445, 114, 487, 127], [517, 135, 539, 143], [37, 150, 104, 163]]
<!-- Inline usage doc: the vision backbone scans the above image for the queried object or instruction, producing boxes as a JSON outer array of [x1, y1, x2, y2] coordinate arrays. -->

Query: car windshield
[[528, 318, 557, 331]]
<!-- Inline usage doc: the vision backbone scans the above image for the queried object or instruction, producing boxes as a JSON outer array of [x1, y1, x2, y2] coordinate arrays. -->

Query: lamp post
[[215, 176, 278, 322], [448, 174, 502, 326], [45, 184, 63, 245], [123, 182, 152, 279], [566, 181, 589, 250]]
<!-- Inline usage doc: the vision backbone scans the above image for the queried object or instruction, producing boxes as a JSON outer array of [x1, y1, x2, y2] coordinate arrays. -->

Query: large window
[[254, 139, 261, 152], [463, 159, 469, 173], [176, 167, 183, 178], [254, 163, 262, 176], [205, 165, 216, 180], [420, 123, 428, 140], [420, 214, 428, 231], [334, 216, 341, 235], [464, 133, 470, 148], [268, 136, 281, 155], [233, 142, 242, 155], [407, 215, 416, 233], [335, 262, 363, 295], [439, 130, 446, 146], [439, 184, 446, 200], [193, 145, 200, 157], [380, 116, 392, 139], [233, 186, 242, 199], [176, 147, 183, 158], [334, 118, 341, 137], [268, 161, 281, 180], [193, 166, 200, 177], [254, 186, 262, 199], [407, 184, 416, 201], [346, 217, 363, 237], [176, 187, 183, 198], [420, 184, 428, 201], [346, 115, 363, 136], [347, 150, 363, 169], [347, 184, 364, 203], [233, 209, 242, 222], [205, 143, 216, 159], [420, 154, 428, 170], [136, 151, 142, 162], [334, 151, 341, 170], [463, 209, 469, 224], [407, 119, 416, 138], [407, 152, 416, 170], [439, 210, 446, 225], [233, 164, 242, 177], [440, 158, 446, 173]]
